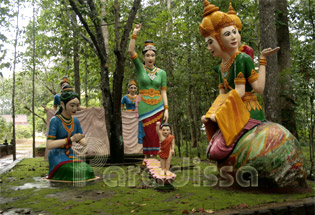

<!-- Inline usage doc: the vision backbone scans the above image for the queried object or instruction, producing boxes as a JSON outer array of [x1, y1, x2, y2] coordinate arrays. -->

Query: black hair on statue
[[161, 123, 171, 129], [56, 86, 80, 115]]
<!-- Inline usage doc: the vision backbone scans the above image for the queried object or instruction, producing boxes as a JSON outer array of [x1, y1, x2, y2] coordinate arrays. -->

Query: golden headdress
[[128, 80, 137, 87], [59, 76, 70, 86], [199, 0, 235, 38], [199, 0, 235, 50], [227, 2, 242, 31]]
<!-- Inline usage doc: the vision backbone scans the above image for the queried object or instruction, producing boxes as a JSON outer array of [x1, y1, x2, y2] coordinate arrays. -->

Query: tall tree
[[68, 0, 141, 162], [84, 42, 89, 107], [275, 0, 297, 137], [32, 0, 36, 158], [259, 0, 281, 123], [72, 12, 81, 98], [12, 0, 20, 161]]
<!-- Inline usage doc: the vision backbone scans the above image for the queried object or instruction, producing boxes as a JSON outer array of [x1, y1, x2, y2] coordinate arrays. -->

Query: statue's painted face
[[62, 98, 80, 116], [162, 126, 171, 137], [143, 50, 156, 68], [220, 25, 238, 51], [128, 84, 137, 95], [206, 36, 222, 57]]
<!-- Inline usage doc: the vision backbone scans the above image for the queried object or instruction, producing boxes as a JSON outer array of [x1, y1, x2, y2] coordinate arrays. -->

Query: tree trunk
[[101, 0, 110, 62], [275, 0, 297, 137], [259, 0, 281, 123], [69, 0, 140, 163], [111, 0, 141, 162], [309, 94, 314, 178], [12, 0, 20, 161], [84, 43, 89, 107], [308, 0, 315, 179], [192, 87, 201, 158], [185, 139, 188, 157], [72, 12, 80, 97], [32, 0, 36, 158], [188, 89, 197, 148]]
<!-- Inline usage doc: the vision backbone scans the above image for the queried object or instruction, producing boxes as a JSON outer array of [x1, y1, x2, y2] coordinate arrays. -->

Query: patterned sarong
[[142, 111, 163, 155]]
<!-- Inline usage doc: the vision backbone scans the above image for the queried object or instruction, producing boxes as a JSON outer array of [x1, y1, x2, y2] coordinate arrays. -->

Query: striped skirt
[[141, 111, 163, 155]]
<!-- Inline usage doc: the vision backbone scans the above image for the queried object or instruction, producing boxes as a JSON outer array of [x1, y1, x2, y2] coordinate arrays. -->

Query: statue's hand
[[210, 114, 216, 122], [163, 109, 169, 123], [156, 121, 161, 126], [133, 24, 142, 34], [79, 138, 87, 146], [201, 115, 208, 123], [260, 47, 280, 59], [71, 133, 85, 142]]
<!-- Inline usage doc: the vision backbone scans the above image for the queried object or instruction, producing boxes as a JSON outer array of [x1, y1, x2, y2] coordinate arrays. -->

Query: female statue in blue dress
[[47, 86, 96, 182]]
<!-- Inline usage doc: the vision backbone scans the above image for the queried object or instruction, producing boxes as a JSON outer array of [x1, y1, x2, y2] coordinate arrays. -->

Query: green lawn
[[0, 156, 314, 215]]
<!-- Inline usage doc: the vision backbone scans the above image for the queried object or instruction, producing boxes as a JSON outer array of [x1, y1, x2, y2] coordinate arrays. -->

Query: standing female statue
[[121, 80, 144, 153], [199, 0, 305, 187], [128, 24, 169, 159], [121, 80, 138, 112], [54, 76, 70, 111]]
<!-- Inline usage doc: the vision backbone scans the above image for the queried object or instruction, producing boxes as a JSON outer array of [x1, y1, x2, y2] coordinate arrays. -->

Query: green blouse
[[217, 52, 265, 121], [132, 55, 167, 121]]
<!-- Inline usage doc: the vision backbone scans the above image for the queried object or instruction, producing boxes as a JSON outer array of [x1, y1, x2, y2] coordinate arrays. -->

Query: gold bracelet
[[131, 34, 137, 39], [164, 105, 169, 109], [259, 58, 267, 66]]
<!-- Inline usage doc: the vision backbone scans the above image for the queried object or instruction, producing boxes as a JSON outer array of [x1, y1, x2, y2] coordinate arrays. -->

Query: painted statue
[[128, 24, 169, 160], [156, 122, 175, 175], [121, 80, 138, 112], [46, 86, 96, 182], [227, 2, 254, 61], [121, 80, 144, 154], [199, 0, 306, 187], [54, 76, 70, 111]]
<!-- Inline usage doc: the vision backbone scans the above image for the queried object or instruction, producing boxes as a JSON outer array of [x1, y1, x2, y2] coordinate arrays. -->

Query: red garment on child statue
[[158, 135, 174, 159]]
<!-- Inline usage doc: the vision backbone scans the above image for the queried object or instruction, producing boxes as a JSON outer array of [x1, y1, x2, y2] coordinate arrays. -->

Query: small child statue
[[156, 122, 175, 176]]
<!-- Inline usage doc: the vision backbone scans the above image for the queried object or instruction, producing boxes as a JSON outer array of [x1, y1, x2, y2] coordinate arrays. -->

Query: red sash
[[158, 135, 174, 159]]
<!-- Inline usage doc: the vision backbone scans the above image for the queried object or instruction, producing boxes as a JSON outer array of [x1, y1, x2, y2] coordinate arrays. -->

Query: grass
[[0, 156, 314, 215]]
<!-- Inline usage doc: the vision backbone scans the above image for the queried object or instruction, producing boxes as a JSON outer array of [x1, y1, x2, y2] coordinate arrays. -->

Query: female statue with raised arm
[[128, 24, 169, 159]]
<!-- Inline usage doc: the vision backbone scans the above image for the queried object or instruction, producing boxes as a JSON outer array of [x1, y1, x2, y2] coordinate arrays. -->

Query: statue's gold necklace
[[220, 51, 241, 90], [144, 65, 159, 80], [128, 94, 137, 104], [220, 51, 240, 72]]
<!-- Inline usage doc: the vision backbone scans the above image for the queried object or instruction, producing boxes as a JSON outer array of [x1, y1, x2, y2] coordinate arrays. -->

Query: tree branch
[[68, 0, 103, 59], [45, 85, 56, 96], [80, 32, 98, 53], [114, 0, 120, 51], [86, 0, 107, 61], [24, 106, 47, 125]]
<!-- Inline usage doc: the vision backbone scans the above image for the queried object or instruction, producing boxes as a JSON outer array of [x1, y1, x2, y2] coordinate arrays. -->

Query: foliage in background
[[0, 0, 313, 163]]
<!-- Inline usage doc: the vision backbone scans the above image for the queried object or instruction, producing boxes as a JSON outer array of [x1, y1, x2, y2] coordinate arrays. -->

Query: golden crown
[[199, 0, 235, 38], [227, 2, 242, 31], [128, 80, 137, 87]]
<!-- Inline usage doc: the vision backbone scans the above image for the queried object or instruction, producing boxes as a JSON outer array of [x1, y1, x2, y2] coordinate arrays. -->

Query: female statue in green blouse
[[128, 24, 169, 159]]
